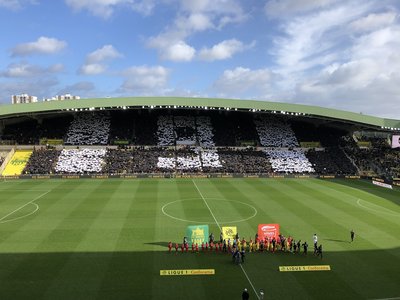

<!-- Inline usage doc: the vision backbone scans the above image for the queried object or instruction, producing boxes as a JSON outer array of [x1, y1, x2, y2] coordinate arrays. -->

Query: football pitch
[[0, 178, 399, 300]]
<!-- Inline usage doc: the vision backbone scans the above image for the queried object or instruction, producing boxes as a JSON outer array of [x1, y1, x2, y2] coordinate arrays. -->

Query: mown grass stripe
[[97, 179, 159, 299]]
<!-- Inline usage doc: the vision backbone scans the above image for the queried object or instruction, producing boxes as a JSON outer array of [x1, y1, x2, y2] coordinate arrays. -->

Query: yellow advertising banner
[[160, 269, 215, 276], [222, 226, 237, 242], [279, 265, 331, 272]]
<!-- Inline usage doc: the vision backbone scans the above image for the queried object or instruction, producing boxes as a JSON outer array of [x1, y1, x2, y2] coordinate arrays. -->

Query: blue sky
[[0, 0, 399, 118]]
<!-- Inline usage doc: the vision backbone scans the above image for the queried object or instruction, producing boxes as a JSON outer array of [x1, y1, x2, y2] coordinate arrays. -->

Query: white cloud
[[79, 45, 122, 75], [1, 62, 64, 77], [292, 24, 400, 117], [213, 67, 277, 98], [349, 12, 397, 33], [161, 41, 196, 62], [180, 0, 246, 27], [0, 0, 36, 10], [198, 39, 254, 61], [120, 65, 169, 92], [11, 36, 67, 56], [265, 0, 338, 18], [147, 0, 246, 61], [86, 44, 122, 63], [79, 63, 106, 75], [272, 2, 370, 75], [65, 0, 155, 19]]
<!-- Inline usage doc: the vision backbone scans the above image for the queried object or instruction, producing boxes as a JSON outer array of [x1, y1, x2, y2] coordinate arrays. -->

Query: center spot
[[162, 198, 257, 224]]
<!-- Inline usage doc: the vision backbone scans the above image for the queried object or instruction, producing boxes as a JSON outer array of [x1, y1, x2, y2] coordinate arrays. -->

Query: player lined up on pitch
[[167, 232, 324, 259]]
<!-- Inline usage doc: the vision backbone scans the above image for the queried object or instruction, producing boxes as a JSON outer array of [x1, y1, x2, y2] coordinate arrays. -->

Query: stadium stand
[[342, 136, 400, 179], [217, 149, 272, 173], [1, 108, 398, 178], [196, 116, 215, 147], [212, 112, 258, 146], [254, 115, 299, 147], [306, 148, 357, 175], [1, 116, 72, 145], [55, 148, 106, 173], [157, 116, 175, 146], [24, 149, 61, 174], [134, 111, 158, 145], [2, 150, 33, 176], [201, 149, 222, 169], [109, 111, 135, 144], [65, 113, 110, 145], [265, 149, 314, 173], [174, 116, 197, 145]]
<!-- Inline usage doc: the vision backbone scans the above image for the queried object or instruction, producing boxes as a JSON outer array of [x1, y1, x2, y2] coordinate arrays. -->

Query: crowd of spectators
[[264, 149, 314, 173], [157, 116, 175, 146], [174, 116, 196, 145], [217, 149, 272, 173], [3, 109, 399, 178], [201, 149, 222, 169], [103, 148, 133, 174], [55, 148, 106, 173], [254, 116, 299, 147], [65, 113, 110, 145], [24, 149, 60, 174], [196, 116, 215, 147], [342, 136, 400, 179], [306, 148, 357, 175]]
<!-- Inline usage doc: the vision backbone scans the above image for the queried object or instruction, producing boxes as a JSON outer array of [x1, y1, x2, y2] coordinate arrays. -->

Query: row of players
[[168, 234, 323, 258]]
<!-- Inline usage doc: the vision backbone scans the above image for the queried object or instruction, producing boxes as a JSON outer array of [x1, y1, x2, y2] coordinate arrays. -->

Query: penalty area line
[[0, 190, 51, 223], [191, 179, 260, 300]]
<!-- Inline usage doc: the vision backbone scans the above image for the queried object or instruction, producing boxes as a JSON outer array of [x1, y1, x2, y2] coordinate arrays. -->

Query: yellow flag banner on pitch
[[222, 226, 237, 242], [279, 265, 331, 272]]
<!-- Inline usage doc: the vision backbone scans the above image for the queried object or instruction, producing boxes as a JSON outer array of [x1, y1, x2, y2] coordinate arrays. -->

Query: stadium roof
[[0, 97, 399, 131]]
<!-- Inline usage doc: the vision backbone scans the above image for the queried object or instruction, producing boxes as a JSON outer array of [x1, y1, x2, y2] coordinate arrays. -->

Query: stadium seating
[[196, 116, 215, 147], [2, 109, 398, 178], [65, 113, 110, 145], [157, 116, 175, 146], [306, 148, 357, 175], [217, 149, 272, 173], [254, 115, 298, 147], [264, 149, 314, 173], [55, 148, 106, 173], [24, 149, 60, 174]]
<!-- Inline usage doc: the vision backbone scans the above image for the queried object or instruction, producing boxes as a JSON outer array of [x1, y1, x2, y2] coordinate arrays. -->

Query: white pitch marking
[[0, 190, 50, 223], [357, 199, 400, 217], [0, 203, 39, 224], [192, 180, 260, 300], [161, 198, 257, 224], [192, 180, 221, 231]]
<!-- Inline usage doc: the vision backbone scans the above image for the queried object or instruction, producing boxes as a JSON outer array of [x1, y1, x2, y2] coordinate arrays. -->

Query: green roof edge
[[0, 97, 399, 129]]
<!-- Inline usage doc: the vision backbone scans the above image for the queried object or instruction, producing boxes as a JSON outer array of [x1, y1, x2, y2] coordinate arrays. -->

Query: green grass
[[0, 178, 399, 300]]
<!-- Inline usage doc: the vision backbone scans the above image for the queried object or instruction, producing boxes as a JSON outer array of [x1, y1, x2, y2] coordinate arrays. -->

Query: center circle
[[161, 198, 257, 224]]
